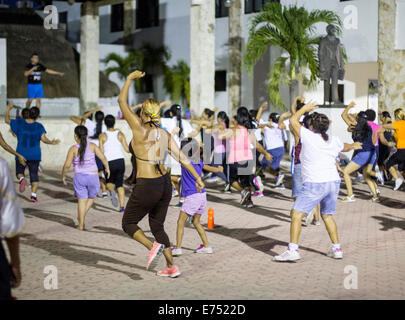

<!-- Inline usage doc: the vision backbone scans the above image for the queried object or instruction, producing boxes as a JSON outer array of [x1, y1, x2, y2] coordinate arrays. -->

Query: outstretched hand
[[127, 70, 145, 81], [302, 102, 318, 113], [259, 101, 268, 109]]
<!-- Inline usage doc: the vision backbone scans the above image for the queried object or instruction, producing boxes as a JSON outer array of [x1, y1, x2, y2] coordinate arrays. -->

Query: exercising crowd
[[1, 69, 405, 294]]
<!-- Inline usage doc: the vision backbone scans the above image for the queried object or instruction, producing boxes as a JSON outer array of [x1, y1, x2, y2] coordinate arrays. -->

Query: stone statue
[[318, 24, 345, 104]]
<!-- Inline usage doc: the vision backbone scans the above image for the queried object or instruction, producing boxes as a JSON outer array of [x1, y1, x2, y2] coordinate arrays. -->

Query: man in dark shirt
[[24, 53, 64, 109]]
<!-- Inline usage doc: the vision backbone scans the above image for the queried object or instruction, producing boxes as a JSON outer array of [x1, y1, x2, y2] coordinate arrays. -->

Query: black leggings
[[229, 160, 255, 189], [106, 158, 125, 188], [122, 174, 172, 248], [386, 149, 405, 172], [16, 159, 40, 183], [0, 242, 11, 300]]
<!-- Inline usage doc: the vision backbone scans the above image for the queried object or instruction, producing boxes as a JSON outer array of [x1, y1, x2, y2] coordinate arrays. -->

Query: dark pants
[[0, 241, 11, 300], [106, 158, 125, 188], [122, 174, 172, 248], [16, 159, 40, 183], [211, 152, 228, 183], [229, 160, 255, 189], [386, 149, 405, 172]]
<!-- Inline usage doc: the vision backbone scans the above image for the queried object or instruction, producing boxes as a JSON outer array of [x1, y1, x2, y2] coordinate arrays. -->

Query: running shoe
[[312, 220, 321, 226], [376, 170, 385, 185], [195, 245, 213, 254], [371, 196, 381, 203], [376, 188, 381, 196], [224, 183, 231, 193], [187, 216, 193, 224], [19, 177, 26, 193], [274, 247, 301, 262], [305, 208, 315, 226], [146, 242, 165, 270], [251, 191, 264, 198], [102, 192, 108, 199], [275, 174, 285, 186], [253, 176, 264, 192], [394, 177, 404, 191], [171, 247, 183, 256], [109, 190, 119, 208], [327, 247, 343, 259], [275, 184, 286, 190], [246, 200, 254, 208], [240, 190, 250, 205], [174, 201, 184, 208], [119, 207, 125, 213], [30, 195, 38, 202], [202, 172, 213, 181], [341, 195, 356, 202], [157, 265, 181, 278], [172, 188, 179, 197]]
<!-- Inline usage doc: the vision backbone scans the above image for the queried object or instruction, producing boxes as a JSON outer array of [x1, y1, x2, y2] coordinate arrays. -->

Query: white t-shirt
[[253, 120, 262, 142], [85, 119, 107, 146], [300, 127, 343, 183], [262, 120, 287, 150]]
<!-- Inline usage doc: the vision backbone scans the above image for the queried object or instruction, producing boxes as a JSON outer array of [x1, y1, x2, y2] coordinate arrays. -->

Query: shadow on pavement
[[20, 233, 145, 281], [205, 224, 325, 257], [372, 214, 405, 231]]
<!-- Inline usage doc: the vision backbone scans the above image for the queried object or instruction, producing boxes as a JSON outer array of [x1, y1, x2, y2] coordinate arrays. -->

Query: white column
[[80, 2, 99, 113], [190, 0, 215, 116], [0, 38, 6, 114]]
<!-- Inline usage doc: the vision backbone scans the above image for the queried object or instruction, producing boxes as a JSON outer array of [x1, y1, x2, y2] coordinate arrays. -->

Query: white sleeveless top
[[103, 130, 124, 161]]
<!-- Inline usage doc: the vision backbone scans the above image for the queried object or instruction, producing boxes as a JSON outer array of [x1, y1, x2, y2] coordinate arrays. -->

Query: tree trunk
[[229, 0, 242, 115]]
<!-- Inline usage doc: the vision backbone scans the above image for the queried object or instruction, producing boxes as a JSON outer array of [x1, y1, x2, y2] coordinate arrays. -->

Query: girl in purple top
[[171, 138, 223, 256], [62, 126, 110, 230]]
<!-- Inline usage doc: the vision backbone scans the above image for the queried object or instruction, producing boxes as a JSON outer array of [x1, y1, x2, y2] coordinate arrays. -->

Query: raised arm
[[291, 96, 304, 115], [342, 101, 357, 127], [118, 131, 130, 153], [278, 112, 291, 131], [130, 103, 143, 112], [255, 101, 268, 122], [118, 70, 145, 130], [290, 102, 318, 139], [41, 134, 60, 145], [82, 106, 103, 122], [45, 68, 64, 76]]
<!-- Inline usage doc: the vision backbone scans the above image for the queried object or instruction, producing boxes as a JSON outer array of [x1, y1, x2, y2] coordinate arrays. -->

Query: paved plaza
[[9, 166, 405, 300]]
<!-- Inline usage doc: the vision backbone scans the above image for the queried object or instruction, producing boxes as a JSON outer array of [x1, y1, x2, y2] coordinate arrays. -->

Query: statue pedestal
[[318, 103, 346, 109]]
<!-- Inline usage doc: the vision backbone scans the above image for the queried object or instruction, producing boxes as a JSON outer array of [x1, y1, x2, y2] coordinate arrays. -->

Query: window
[[136, 0, 159, 29], [216, 0, 229, 18], [215, 71, 227, 91], [245, 0, 279, 14], [111, 3, 124, 32]]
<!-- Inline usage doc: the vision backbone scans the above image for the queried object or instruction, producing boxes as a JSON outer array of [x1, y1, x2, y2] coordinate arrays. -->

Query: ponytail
[[218, 111, 229, 128], [170, 104, 183, 138], [74, 126, 88, 164], [91, 111, 104, 139], [311, 113, 330, 141]]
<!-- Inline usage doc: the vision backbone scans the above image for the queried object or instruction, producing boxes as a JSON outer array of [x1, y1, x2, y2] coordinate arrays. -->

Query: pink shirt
[[228, 125, 253, 163], [213, 122, 226, 154], [368, 121, 382, 146], [73, 142, 98, 174]]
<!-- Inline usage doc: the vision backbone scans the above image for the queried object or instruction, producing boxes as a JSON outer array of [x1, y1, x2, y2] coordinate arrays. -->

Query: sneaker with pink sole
[[195, 244, 213, 254], [146, 242, 165, 270], [251, 191, 263, 198], [19, 177, 26, 193], [157, 265, 181, 278]]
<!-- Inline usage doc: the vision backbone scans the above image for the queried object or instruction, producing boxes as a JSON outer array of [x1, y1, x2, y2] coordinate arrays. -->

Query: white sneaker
[[195, 245, 213, 254], [394, 178, 404, 191], [253, 176, 264, 192], [312, 220, 321, 226], [275, 174, 285, 186], [327, 247, 343, 259], [376, 171, 384, 185], [206, 177, 220, 183], [274, 247, 301, 262], [305, 208, 315, 226], [172, 189, 179, 197], [342, 195, 356, 202], [275, 184, 285, 190], [240, 190, 250, 205], [171, 247, 182, 256]]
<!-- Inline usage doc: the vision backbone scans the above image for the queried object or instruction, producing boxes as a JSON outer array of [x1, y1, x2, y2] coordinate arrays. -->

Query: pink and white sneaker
[[252, 191, 264, 198], [327, 247, 343, 259], [195, 244, 213, 254], [19, 177, 26, 193], [146, 242, 165, 270], [157, 265, 181, 278]]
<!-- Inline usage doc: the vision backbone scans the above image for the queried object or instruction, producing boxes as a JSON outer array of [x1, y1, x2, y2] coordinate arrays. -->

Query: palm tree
[[163, 60, 190, 107], [243, 2, 344, 110], [104, 43, 170, 94]]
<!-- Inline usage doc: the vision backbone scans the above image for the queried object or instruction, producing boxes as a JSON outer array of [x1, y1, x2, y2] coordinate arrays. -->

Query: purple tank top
[[73, 143, 98, 174]]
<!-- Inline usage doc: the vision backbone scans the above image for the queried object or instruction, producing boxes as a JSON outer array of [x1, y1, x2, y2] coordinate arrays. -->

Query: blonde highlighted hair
[[142, 99, 161, 124], [394, 108, 405, 121]]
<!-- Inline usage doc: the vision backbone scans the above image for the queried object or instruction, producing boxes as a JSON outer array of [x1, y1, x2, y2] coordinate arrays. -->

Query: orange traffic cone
[[208, 208, 214, 229]]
